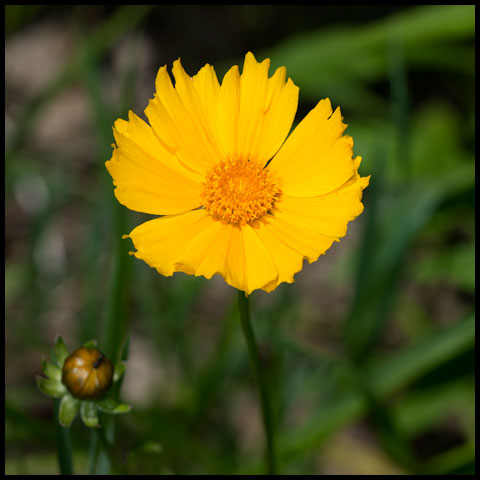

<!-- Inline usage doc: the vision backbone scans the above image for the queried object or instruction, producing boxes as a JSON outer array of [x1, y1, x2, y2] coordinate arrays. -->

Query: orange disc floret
[[202, 157, 281, 225]]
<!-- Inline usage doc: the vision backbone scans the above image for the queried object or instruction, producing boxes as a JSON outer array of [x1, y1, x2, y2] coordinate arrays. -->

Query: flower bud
[[61, 347, 113, 399]]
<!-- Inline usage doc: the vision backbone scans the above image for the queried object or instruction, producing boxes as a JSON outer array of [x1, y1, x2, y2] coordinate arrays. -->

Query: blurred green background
[[5, 5, 475, 475]]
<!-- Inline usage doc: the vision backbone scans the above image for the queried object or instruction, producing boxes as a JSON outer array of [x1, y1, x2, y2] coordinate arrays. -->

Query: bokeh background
[[5, 5, 475, 475]]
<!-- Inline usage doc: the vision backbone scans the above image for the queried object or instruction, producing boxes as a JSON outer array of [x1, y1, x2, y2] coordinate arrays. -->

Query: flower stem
[[97, 424, 119, 471], [87, 429, 99, 474], [237, 291, 276, 475], [54, 399, 73, 475]]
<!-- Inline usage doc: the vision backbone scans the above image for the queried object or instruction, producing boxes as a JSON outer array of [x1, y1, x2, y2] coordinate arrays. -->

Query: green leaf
[[58, 394, 80, 427], [343, 159, 475, 361], [119, 334, 131, 362], [264, 5, 474, 100], [409, 103, 473, 180], [413, 241, 475, 292], [370, 314, 475, 396], [36, 375, 67, 398], [138, 441, 163, 454], [83, 339, 98, 349], [279, 314, 475, 461], [235, 5, 473, 117], [96, 396, 131, 414], [107, 403, 131, 415], [113, 362, 126, 383], [423, 442, 475, 475], [51, 336, 69, 368], [392, 379, 474, 437], [41, 359, 61, 382], [80, 401, 99, 428]]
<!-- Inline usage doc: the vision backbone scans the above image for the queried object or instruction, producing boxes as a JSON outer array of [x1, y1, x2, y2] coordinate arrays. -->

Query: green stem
[[54, 399, 73, 475], [97, 425, 120, 471], [87, 429, 99, 475], [237, 291, 276, 475], [80, 19, 133, 475]]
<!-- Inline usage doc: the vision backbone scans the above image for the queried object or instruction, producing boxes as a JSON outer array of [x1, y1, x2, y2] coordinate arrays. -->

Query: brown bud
[[61, 347, 113, 399]]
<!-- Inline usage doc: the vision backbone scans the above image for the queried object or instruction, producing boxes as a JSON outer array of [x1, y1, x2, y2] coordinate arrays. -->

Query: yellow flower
[[106, 52, 370, 295]]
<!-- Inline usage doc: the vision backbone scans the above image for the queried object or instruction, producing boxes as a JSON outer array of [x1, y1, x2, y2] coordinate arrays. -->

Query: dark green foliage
[[5, 5, 474, 475]]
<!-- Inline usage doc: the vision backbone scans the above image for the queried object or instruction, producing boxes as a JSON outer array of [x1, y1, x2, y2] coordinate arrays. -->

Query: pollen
[[202, 158, 281, 225]]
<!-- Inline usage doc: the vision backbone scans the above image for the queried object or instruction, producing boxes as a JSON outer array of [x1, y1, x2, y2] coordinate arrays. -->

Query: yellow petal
[[236, 52, 271, 161], [269, 98, 355, 196], [252, 217, 303, 287], [250, 69, 299, 165], [106, 113, 202, 215], [177, 220, 247, 291], [274, 173, 370, 237], [126, 209, 212, 276], [171, 59, 223, 160], [223, 52, 300, 166], [215, 52, 299, 166], [114, 110, 201, 183], [241, 223, 278, 294], [217, 65, 241, 158], [192, 63, 222, 153], [177, 220, 278, 294], [127, 209, 279, 294], [145, 63, 221, 175], [252, 214, 337, 290]]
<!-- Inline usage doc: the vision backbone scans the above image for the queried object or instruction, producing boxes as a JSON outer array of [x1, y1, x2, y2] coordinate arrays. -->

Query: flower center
[[202, 158, 281, 225]]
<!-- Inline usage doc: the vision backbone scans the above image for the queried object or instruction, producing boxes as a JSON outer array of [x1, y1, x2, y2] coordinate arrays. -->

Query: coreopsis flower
[[36, 336, 130, 428], [106, 52, 369, 294]]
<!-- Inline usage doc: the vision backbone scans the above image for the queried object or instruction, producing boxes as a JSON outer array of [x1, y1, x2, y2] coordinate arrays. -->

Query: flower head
[[106, 52, 370, 294], [36, 336, 130, 428]]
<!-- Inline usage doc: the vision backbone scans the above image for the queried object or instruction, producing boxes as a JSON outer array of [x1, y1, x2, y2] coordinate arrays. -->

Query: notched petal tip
[[154, 64, 174, 93], [330, 105, 348, 131], [353, 155, 362, 169], [243, 51, 257, 64], [243, 51, 270, 76], [113, 118, 129, 134], [362, 175, 372, 189], [172, 57, 185, 74], [321, 97, 332, 108], [285, 77, 299, 92], [224, 63, 240, 79], [126, 109, 137, 123]]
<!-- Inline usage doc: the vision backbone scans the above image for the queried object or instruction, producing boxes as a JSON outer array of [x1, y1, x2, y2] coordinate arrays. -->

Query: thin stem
[[80, 29, 132, 474], [96, 420, 129, 475], [237, 291, 276, 475], [54, 399, 73, 475], [87, 429, 99, 475], [97, 415, 116, 474], [97, 425, 119, 470]]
